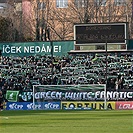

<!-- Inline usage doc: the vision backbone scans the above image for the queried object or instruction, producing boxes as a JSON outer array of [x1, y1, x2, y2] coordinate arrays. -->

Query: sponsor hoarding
[[61, 101, 115, 110], [6, 102, 61, 110], [116, 101, 133, 110], [5, 101, 133, 110]]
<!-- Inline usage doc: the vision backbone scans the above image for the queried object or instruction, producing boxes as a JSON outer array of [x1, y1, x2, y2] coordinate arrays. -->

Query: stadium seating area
[[0, 53, 133, 93]]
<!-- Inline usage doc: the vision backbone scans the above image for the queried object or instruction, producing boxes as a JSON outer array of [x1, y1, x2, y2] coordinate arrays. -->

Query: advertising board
[[4, 101, 133, 110], [116, 101, 133, 110], [61, 101, 115, 110], [5, 102, 61, 110]]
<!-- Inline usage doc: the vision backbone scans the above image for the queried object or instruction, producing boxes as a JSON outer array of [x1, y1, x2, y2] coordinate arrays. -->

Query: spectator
[[0, 53, 132, 92]]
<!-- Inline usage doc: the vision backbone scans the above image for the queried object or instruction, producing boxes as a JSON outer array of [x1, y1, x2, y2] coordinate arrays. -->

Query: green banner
[[0, 41, 74, 57], [6, 90, 19, 102]]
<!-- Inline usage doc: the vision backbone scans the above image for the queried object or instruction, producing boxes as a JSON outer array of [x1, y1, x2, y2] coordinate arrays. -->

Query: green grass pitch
[[0, 110, 133, 133]]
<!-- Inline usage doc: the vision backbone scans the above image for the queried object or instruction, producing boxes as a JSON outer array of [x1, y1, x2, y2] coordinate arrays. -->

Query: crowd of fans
[[0, 52, 133, 94]]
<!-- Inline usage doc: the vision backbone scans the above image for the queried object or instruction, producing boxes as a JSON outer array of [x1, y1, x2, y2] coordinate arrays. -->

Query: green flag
[[6, 90, 19, 102]]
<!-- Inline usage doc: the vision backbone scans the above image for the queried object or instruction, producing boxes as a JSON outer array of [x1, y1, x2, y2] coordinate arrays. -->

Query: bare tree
[[47, 0, 131, 40], [21, 0, 133, 41], [0, 0, 25, 41], [22, 0, 50, 41], [0, 16, 12, 41]]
